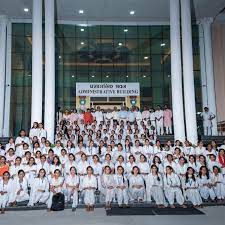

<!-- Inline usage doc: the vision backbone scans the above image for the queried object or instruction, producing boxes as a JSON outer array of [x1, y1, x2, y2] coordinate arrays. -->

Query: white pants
[[129, 188, 145, 201], [83, 189, 95, 206], [115, 188, 129, 205], [65, 189, 78, 208], [15, 192, 30, 203], [102, 188, 115, 203], [203, 123, 212, 136], [164, 187, 184, 205], [185, 189, 202, 206], [165, 126, 172, 135], [29, 191, 49, 206], [146, 186, 166, 205], [0, 194, 9, 208], [199, 186, 216, 200], [213, 183, 225, 199], [156, 121, 164, 135]]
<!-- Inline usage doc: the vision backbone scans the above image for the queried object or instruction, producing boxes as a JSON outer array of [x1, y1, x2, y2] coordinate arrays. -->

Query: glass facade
[[10, 23, 202, 135]]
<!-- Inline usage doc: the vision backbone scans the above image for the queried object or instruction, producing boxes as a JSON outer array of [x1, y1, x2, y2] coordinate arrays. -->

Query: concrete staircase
[[0, 137, 9, 146]]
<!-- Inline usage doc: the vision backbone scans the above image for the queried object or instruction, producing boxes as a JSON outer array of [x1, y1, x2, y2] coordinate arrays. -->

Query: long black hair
[[185, 167, 196, 183]]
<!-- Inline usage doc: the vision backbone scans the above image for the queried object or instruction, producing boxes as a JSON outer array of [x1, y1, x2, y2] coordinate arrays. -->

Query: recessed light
[[80, 28, 84, 32], [58, 55, 61, 59], [144, 56, 148, 59], [130, 10, 135, 15], [118, 42, 122, 46], [72, 75, 75, 78], [143, 75, 146, 78], [126, 75, 129, 78], [161, 43, 166, 47], [24, 8, 29, 12], [27, 74, 31, 77], [124, 29, 128, 32], [79, 9, 84, 14], [81, 42, 84, 45], [91, 75, 95, 78], [106, 75, 109, 78]]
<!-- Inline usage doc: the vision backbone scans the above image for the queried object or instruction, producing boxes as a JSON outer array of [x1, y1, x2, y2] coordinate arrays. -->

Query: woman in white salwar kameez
[[81, 166, 97, 211], [184, 167, 202, 206], [100, 166, 115, 209], [0, 172, 13, 213], [211, 166, 225, 200], [114, 166, 129, 207], [24, 157, 37, 188], [175, 157, 188, 191], [197, 166, 216, 201], [128, 166, 145, 202], [65, 167, 79, 211], [47, 169, 64, 211], [28, 169, 49, 206], [12, 170, 29, 205], [163, 166, 186, 208], [145, 165, 166, 207], [137, 154, 150, 183]]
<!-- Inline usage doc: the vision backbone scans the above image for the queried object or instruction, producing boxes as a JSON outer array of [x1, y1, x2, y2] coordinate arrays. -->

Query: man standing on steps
[[200, 107, 216, 136]]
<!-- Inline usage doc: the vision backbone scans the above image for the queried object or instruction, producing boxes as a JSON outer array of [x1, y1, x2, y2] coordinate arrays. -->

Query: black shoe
[[72, 207, 76, 212]]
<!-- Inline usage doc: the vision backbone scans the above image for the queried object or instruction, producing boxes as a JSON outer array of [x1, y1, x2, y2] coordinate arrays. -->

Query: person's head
[[204, 107, 209, 112], [38, 123, 44, 129], [213, 166, 220, 175], [199, 154, 206, 164], [165, 166, 173, 175], [140, 154, 147, 163], [104, 166, 111, 174], [38, 168, 46, 178], [0, 156, 6, 164], [132, 166, 140, 175], [186, 167, 195, 182], [179, 156, 186, 165], [151, 164, 159, 174], [54, 169, 61, 178], [129, 155, 135, 163], [87, 166, 93, 175], [81, 153, 87, 161], [166, 154, 173, 162], [53, 156, 61, 165], [3, 171, 10, 181], [68, 153, 75, 162], [153, 156, 161, 164], [19, 129, 26, 137], [199, 166, 209, 177], [70, 166, 77, 176], [28, 157, 36, 165], [32, 122, 38, 128], [40, 155, 46, 163], [189, 155, 196, 163], [105, 153, 111, 161], [117, 155, 124, 163], [18, 170, 25, 179], [117, 166, 124, 175], [15, 156, 22, 165], [93, 154, 99, 163], [8, 148, 15, 155]]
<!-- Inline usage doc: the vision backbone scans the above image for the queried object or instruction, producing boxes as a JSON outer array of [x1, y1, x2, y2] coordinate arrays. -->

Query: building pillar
[[181, 0, 198, 144], [0, 15, 8, 137], [44, 0, 55, 143], [198, 24, 208, 110], [170, 0, 186, 141], [31, 0, 43, 124], [200, 17, 218, 135]]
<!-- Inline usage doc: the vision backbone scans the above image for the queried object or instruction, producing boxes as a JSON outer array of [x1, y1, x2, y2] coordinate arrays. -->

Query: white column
[[44, 0, 55, 143], [170, 0, 186, 141], [3, 21, 12, 136], [181, 0, 198, 144], [0, 15, 8, 137], [198, 24, 208, 110], [31, 0, 43, 124], [201, 17, 218, 135]]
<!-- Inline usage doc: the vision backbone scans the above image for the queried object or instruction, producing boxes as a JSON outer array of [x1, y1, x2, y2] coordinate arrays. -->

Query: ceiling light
[[79, 9, 84, 14], [80, 28, 84, 31], [27, 74, 31, 77], [81, 42, 84, 45], [126, 75, 129, 78], [106, 75, 109, 78], [91, 75, 95, 78], [118, 42, 122, 46], [24, 8, 29, 12], [58, 55, 61, 59], [124, 29, 128, 32], [143, 75, 146, 78], [144, 56, 148, 59], [161, 43, 166, 47], [130, 10, 135, 15], [72, 75, 75, 78]]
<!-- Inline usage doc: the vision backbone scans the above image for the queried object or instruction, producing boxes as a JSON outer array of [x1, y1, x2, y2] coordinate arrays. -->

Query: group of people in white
[[0, 106, 224, 214]]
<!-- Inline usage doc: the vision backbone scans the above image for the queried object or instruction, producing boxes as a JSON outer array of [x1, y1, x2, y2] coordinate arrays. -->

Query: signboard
[[76, 83, 140, 97]]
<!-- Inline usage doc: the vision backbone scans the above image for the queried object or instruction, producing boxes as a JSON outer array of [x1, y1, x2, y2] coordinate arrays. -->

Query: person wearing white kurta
[[142, 140, 154, 162], [29, 122, 39, 139], [24, 160, 37, 187], [64, 154, 77, 176], [184, 168, 202, 206], [149, 109, 156, 129], [197, 166, 216, 201], [81, 166, 97, 210], [28, 169, 50, 206], [163, 166, 185, 207], [131, 141, 143, 163], [0, 172, 14, 213], [155, 107, 164, 135], [211, 167, 225, 200], [128, 167, 145, 202], [47, 169, 64, 209], [36, 156, 50, 177], [15, 130, 31, 155], [90, 155, 102, 189], [200, 107, 215, 136], [100, 167, 115, 208], [94, 108, 104, 125], [12, 170, 29, 203], [114, 166, 129, 206], [77, 154, 89, 183], [137, 155, 150, 182], [9, 157, 23, 178], [65, 167, 79, 210], [175, 158, 188, 189]]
